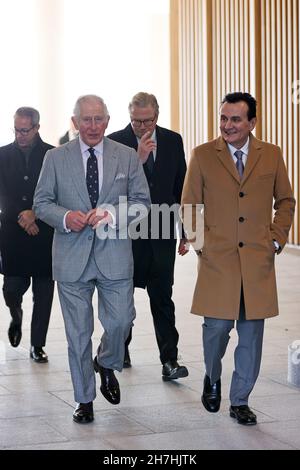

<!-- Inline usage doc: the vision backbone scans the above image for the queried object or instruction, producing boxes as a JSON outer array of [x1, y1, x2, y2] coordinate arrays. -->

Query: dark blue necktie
[[235, 150, 244, 179], [86, 147, 99, 208]]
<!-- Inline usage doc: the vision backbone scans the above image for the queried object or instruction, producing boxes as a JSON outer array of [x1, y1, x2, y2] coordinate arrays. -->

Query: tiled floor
[[0, 247, 299, 450]]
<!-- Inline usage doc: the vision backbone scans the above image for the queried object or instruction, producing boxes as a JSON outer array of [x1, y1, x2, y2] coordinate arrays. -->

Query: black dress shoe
[[230, 405, 257, 425], [123, 346, 131, 368], [8, 321, 22, 348], [30, 346, 48, 363], [201, 374, 221, 413], [162, 360, 189, 381], [73, 402, 94, 424], [93, 357, 120, 404]]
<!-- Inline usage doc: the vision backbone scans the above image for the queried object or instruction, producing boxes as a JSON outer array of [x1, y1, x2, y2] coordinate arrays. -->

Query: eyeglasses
[[131, 117, 156, 128], [14, 125, 36, 136]]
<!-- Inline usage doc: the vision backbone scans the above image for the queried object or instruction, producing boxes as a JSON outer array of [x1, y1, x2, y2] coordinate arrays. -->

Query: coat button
[[24, 175, 29, 181], [22, 196, 27, 201], [239, 192, 244, 197], [239, 217, 245, 222], [239, 242, 244, 247]]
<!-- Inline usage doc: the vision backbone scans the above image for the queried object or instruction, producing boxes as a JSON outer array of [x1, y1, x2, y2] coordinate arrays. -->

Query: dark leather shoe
[[93, 357, 120, 404], [8, 321, 22, 347], [162, 360, 189, 381], [230, 405, 257, 425], [201, 374, 221, 413], [73, 402, 94, 424], [123, 346, 131, 368], [30, 346, 48, 363]]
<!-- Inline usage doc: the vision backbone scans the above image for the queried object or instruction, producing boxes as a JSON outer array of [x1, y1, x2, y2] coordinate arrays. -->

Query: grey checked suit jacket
[[33, 137, 150, 282]]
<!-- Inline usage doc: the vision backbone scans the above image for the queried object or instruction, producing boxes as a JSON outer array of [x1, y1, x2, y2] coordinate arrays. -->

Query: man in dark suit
[[0, 107, 54, 363], [109, 92, 189, 380]]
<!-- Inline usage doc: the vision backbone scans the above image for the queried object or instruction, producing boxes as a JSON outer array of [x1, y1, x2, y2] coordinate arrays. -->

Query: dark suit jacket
[[0, 135, 54, 276], [108, 124, 186, 287]]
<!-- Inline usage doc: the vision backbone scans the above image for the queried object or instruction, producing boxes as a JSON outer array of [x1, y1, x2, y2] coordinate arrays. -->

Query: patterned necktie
[[86, 147, 99, 208], [235, 150, 244, 179]]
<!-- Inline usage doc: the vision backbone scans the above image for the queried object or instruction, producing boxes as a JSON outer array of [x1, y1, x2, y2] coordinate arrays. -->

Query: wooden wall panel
[[170, 0, 300, 245]]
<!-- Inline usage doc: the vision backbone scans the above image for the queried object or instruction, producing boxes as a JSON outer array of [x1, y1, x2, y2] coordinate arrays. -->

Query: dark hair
[[221, 92, 257, 120]]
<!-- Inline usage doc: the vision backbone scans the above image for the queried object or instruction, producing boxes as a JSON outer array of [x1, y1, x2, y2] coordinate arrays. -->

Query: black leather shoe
[[73, 402, 94, 424], [8, 321, 22, 347], [201, 374, 221, 413], [93, 357, 120, 404], [162, 360, 189, 381], [123, 346, 131, 368], [30, 346, 48, 363], [230, 405, 257, 425]]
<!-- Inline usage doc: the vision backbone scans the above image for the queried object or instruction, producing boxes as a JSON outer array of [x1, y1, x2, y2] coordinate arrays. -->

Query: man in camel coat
[[181, 92, 295, 425]]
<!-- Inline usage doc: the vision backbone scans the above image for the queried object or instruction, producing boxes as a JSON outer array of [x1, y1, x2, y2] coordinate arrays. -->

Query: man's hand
[[24, 222, 40, 236], [18, 210, 36, 231], [178, 238, 190, 256], [86, 208, 113, 230], [137, 131, 157, 163], [66, 211, 88, 232]]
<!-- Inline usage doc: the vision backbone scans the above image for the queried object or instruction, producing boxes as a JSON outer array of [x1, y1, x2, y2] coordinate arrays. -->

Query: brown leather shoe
[[201, 374, 221, 413], [73, 402, 94, 424], [230, 405, 257, 425], [162, 360, 189, 381], [93, 357, 120, 404]]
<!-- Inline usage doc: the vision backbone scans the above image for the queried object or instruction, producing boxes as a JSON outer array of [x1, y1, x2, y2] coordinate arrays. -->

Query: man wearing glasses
[[0, 107, 54, 363], [108, 92, 189, 381]]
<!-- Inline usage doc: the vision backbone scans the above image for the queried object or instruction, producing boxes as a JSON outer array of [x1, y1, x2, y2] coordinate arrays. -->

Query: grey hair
[[128, 92, 159, 115], [73, 95, 109, 118], [14, 107, 40, 126]]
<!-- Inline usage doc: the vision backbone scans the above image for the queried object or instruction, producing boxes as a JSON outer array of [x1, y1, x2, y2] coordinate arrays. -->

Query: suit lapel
[[99, 137, 119, 202], [65, 138, 91, 209]]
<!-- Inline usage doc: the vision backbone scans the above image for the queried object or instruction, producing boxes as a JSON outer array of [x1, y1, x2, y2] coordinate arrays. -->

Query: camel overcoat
[[181, 134, 295, 320]]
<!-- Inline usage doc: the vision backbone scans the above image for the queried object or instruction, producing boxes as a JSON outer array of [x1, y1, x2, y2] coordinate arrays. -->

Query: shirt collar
[[79, 136, 104, 157], [227, 137, 249, 158]]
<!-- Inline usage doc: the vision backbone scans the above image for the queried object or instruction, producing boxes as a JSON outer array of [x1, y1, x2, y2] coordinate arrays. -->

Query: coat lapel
[[241, 135, 262, 186], [215, 137, 240, 184], [99, 137, 119, 202], [65, 138, 91, 209]]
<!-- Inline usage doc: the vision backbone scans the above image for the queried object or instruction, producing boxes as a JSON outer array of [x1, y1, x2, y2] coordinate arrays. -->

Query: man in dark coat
[[108, 92, 189, 380], [0, 107, 54, 362]]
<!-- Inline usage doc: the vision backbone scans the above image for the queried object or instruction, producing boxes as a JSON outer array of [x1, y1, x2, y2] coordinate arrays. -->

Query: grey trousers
[[202, 289, 265, 406], [57, 253, 135, 403]]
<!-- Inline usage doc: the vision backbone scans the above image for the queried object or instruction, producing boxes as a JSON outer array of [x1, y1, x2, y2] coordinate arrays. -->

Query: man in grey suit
[[34, 95, 150, 424]]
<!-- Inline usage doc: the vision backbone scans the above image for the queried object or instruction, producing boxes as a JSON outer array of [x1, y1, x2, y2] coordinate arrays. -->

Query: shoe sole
[[73, 416, 94, 424], [162, 369, 189, 381], [229, 411, 257, 425]]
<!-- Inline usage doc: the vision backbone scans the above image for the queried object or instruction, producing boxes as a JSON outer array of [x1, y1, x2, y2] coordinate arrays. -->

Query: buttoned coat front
[[181, 134, 295, 320]]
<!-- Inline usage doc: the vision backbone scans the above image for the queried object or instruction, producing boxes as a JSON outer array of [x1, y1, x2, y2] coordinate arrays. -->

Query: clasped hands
[[18, 210, 39, 236], [66, 208, 113, 232]]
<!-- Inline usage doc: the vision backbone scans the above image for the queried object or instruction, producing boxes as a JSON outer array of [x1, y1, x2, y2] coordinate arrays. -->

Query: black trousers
[[3, 275, 54, 347], [128, 239, 179, 364]]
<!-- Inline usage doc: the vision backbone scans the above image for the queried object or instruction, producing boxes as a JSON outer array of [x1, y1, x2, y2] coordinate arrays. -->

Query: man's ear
[[71, 116, 79, 131]]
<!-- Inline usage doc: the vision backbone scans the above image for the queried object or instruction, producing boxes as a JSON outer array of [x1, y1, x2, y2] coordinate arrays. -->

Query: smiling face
[[219, 101, 256, 149], [72, 97, 110, 147]]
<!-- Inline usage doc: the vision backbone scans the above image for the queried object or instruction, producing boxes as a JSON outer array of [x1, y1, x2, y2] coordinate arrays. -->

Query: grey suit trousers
[[202, 289, 265, 406], [57, 251, 135, 403]]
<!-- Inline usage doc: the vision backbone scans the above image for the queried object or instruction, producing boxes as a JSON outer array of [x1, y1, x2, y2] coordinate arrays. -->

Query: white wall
[[0, 0, 170, 146]]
